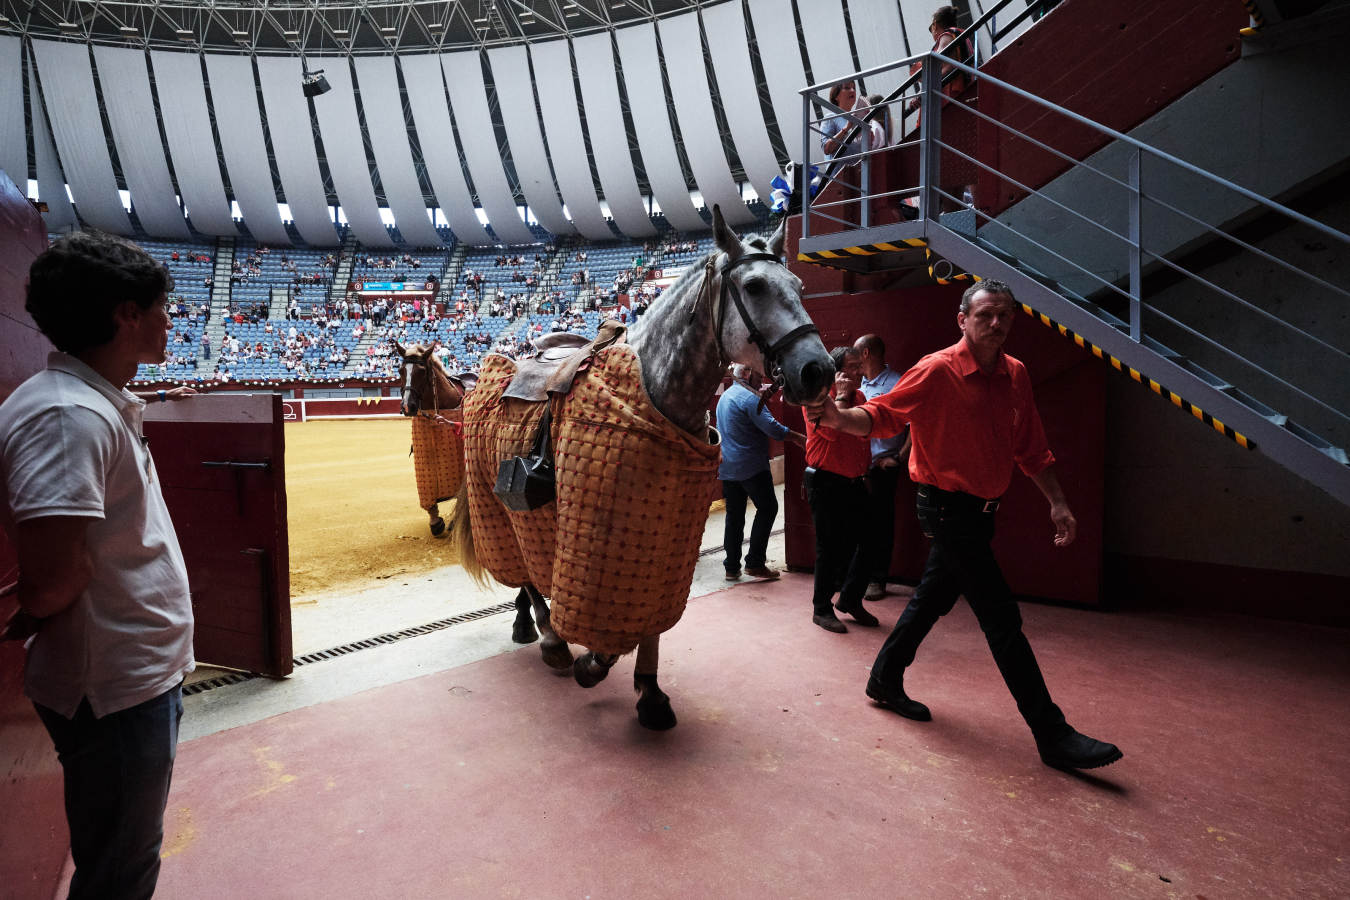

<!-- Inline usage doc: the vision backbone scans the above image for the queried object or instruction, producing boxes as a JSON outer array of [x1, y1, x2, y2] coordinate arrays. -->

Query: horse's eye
[[743, 276, 767, 295]]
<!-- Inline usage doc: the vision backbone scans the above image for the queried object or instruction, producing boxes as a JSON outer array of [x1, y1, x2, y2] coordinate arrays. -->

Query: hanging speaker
[[302, 70, 331, 97]]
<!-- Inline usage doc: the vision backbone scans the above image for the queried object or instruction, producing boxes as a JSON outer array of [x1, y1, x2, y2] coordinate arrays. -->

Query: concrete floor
[[108, 489, 1350, 897]]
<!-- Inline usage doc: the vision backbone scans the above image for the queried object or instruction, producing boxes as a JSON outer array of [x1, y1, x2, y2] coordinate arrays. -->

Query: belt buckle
[[982, 498, 1000, 514]]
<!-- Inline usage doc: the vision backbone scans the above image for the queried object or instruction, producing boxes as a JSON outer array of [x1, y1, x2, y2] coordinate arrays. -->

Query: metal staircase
[[797, 53, 1350, 506]]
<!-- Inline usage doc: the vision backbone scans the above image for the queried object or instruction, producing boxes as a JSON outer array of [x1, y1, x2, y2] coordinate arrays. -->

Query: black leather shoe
[[865, 677, 931, 721], [836, 600, 879, 627], [1036, 728, 1123, 770], [812, 613, 847, 633]]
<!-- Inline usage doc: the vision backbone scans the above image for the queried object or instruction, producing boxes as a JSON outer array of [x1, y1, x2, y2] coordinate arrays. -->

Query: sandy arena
[[284, 418, 462, 598]]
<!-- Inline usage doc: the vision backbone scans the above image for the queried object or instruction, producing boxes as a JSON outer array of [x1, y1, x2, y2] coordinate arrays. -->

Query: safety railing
[[800, 53, 1350, 452]]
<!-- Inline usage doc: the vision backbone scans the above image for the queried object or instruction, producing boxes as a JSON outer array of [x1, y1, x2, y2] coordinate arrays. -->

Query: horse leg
[[528, 585, 573, 671], [510, 587, 538, 644], [634, 635, 676, 731], [427, 502, 446, 537], [573, 651, 619, 688]]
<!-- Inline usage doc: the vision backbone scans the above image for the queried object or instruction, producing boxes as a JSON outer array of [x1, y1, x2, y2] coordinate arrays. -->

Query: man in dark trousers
[[806, 280, 1121, 770], [1, 232, 197, 896], [716, 364, 804, 581], [851, 334, 910, 601]]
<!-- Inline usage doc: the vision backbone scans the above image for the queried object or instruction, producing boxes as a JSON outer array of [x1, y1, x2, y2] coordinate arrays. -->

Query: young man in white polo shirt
[[1, 231, 196, 898]]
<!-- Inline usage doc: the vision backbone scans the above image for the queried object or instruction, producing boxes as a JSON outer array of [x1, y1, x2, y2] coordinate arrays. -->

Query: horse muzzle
[[776, 338, 835, 406]]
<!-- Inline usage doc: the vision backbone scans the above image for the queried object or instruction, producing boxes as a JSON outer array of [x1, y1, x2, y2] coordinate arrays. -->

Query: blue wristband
[[157, 390, 167, 402]]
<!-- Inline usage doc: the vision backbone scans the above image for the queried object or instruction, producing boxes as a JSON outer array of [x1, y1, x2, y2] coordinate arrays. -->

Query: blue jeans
[[35, 684, 184, 900], [722, 469, 778, 572]]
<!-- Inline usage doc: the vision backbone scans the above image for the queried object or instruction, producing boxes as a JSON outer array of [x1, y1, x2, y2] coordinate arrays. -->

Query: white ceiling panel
[[29, 56, 76, 231], [440, 50, 536, 245], [487, 45, 572, 236], [848, 0, 913, 99], [150, 51, 236, 236], [745, 0, 816, 164], [91, 46, 189, 238], [613, 23, 706, 232], [204, 53, 290, 244], [802, 0, 857, 87], [572, 32, 656, 238], [31, 40, 131, 233], [899, 0, 938, 59], [0, 36, 25, 187], [256, 56, 338, 246], [399, 53, 492, 246], [702, 2, 783, 200], [310, 57, 391, 248], [529, 39, 613, 241], [351, 56, 444, 248]]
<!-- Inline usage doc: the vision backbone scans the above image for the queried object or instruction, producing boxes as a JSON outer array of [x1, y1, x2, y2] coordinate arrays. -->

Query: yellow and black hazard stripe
[[796, 238, 927, 268], [1017, 302, 1256, 451], [925, 249, 979, 285]]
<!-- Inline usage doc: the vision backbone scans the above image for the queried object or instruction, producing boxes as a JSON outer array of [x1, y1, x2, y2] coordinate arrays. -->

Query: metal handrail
[[799, 43, 1350, 439]]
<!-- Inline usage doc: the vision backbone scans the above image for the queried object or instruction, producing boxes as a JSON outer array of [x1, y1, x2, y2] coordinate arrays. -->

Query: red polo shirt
[[860, 339, 1055, 499], [805, 389, 872, 478]]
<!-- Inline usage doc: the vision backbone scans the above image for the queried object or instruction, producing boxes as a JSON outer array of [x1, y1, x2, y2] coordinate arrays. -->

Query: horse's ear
[[768, 216, 787, 259], [392, 340, 407, 358], [711, 204, 742, 261]]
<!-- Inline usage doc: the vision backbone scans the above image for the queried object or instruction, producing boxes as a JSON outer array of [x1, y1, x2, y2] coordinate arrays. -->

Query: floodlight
[[302, 69, 331, 97]]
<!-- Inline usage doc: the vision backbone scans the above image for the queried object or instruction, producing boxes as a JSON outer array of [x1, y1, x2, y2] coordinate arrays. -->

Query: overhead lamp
[[119, 25, 138, 33], [302, 69, 331, 97], [473, 16, 488, 23], [283, 29, 299, 37], [428, 22, 443, 30], [380, 26, 396, 33], [332, 28, 349, 34], [175, 29, 194, 38], [231, 29, 248, 36], [58, 20, 78, 29]]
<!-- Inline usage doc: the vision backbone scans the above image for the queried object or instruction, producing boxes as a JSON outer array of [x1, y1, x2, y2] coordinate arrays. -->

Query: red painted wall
[[976, 0, 1244, 216], [782, 277, 1106, 607], [0, 175, 68, 898]]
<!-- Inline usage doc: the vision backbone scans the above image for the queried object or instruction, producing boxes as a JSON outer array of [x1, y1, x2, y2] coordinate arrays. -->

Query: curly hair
[[26, 231, 173, 354]]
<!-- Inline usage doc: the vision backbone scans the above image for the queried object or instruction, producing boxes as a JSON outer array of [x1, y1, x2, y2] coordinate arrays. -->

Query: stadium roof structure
[[0, 0, 977, 246]]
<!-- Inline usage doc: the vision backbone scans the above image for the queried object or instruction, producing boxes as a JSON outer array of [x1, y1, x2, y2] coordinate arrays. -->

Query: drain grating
[[183, 600, 517, 696], [186, 536, 777, 698], [698, 527, 784, 557]]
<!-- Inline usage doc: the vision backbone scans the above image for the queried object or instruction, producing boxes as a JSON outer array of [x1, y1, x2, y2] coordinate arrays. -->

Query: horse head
[[396, 341, 469, 417], [710, 205, 833, 406]]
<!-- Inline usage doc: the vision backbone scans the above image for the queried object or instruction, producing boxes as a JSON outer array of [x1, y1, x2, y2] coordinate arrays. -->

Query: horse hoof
[[637, 695, 677, 731], [429, 517, 446, 537], [540, 639, 573, 670], [573, 653, 612, 688], [511, 622, 539, 644]]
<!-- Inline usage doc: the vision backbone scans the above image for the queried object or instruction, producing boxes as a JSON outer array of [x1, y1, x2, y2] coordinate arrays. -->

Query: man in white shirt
[[1, 231, 196, 899]]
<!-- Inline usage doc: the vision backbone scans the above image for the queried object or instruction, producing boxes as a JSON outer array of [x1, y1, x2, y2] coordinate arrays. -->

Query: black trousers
[[805, 468, 870, 616], [721, 469, 778, 573], [870, 485, 1067, 737], [848, 463, 901, 586]]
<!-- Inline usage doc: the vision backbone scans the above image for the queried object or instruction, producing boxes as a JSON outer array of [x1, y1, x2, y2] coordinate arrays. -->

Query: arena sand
[[284, 418, 460, 598]]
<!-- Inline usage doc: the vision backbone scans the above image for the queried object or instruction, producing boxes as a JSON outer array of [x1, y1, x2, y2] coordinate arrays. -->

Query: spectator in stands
[[1, 232, 197, 899]]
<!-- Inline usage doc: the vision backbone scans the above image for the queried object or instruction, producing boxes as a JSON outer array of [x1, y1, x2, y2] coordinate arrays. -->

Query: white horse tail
[[448, 481, 488, 586]]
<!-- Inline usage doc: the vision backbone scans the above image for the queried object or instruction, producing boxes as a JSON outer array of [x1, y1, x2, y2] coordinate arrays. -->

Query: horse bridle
[[700, 251, 820, 395], [401, 354, 456, 423]]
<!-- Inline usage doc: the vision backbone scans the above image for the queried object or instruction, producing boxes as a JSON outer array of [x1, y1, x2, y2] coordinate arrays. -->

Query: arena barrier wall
[[283, 396, 404, 421]]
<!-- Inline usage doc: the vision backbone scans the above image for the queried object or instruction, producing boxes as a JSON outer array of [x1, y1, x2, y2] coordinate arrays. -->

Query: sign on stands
[[349, 279, 438, 294], [281, 396, 404, 422]]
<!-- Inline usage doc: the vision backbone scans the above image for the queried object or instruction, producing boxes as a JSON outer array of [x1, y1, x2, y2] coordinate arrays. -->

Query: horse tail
[[448, 480, 490, 587]]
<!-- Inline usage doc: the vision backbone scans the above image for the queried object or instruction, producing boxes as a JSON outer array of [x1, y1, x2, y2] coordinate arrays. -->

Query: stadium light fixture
[[380, 25, 396, 32], [302, 69, 331, 97], [58, 20, 78, 29], [119, 25, 138, 33], [428, 22, 444, 30], [332, 27, 349, 34]]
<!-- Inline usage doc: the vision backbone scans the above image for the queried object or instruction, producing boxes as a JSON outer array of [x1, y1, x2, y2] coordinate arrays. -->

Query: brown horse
[[395, 342, 470, 536], [450, 207, 834, 729]]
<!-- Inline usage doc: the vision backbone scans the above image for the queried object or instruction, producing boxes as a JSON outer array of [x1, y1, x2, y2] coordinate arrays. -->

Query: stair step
[[1283, 420, 1350, 464], [1219, 386, 1287, 426]]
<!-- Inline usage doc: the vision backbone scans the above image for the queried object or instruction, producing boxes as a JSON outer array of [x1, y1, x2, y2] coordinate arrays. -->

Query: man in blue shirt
[[851, 334, 912, 600], [716, 365, 805, 581]]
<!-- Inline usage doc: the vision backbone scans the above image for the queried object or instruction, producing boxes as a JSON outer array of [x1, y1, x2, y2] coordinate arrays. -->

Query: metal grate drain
[[186, 533, 773, 697], [183, 600, 516, 696]]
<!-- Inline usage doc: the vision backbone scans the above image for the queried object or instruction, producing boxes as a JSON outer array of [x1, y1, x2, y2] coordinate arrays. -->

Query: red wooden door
[[144, 393, 292, 676]]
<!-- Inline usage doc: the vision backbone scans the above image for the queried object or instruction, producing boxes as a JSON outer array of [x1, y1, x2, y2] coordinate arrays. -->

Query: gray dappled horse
[[452, 206, 834, 729]]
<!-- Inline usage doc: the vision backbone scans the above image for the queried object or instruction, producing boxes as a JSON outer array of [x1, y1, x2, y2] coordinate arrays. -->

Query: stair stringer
[[925, 223, 1350, 507]]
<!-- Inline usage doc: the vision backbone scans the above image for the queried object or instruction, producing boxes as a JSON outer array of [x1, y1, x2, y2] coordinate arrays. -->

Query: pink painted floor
[[155, 575, 1350, 898]]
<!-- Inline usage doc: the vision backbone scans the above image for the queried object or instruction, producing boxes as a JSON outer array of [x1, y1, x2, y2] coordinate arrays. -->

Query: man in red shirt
[[803, 347, 880, 633], [806, 281, 1121, 770]]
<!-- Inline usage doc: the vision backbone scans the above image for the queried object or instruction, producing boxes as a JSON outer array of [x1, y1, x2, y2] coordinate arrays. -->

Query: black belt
[[805, 466, 866, 485], [917, 483, 1000, 514]]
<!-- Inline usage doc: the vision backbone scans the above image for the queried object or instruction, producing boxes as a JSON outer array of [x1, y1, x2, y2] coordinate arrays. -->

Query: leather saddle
[[503, 319, 627, 402]]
